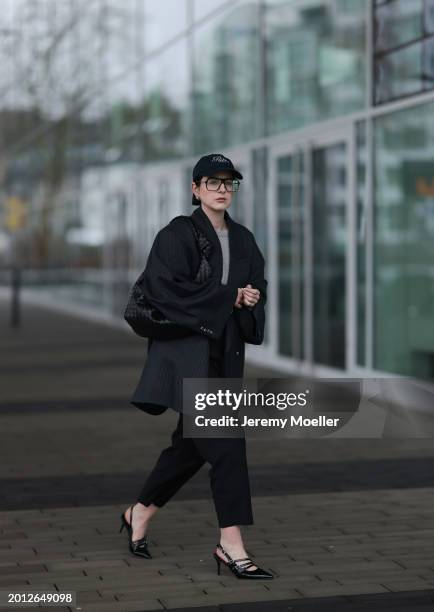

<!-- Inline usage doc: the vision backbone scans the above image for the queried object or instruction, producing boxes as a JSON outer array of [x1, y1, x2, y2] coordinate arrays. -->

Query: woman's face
[[192, 170, 234, 212]]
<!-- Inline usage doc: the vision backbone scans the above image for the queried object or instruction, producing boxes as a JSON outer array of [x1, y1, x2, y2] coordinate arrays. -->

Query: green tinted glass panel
[[374, 102, 434, 379], [277, 153, 305, 359], [266, 0, 366, 133], [312, 143, 347, 369]]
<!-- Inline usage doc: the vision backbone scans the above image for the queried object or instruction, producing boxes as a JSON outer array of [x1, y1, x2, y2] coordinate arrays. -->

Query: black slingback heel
[[213, 542, 274, 579], [119, 504, 152, 559]]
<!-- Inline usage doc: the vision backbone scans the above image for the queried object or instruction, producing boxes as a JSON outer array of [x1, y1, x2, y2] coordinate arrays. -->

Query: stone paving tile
[[335, 573, 431, 585], [79, 601, 165, 612], [158, 591, 278, 609], [370, 578, 434, 592], [293, 583, 390, 597]]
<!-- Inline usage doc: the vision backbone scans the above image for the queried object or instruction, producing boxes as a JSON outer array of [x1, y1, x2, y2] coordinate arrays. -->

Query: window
[[373, 0, 434, 104]]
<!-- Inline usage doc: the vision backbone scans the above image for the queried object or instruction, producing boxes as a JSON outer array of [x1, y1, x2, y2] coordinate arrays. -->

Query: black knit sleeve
[[233, 237, 267, 345]]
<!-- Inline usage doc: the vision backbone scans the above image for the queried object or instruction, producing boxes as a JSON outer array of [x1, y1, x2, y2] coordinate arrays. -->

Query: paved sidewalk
[[1, 296, 434, 611]]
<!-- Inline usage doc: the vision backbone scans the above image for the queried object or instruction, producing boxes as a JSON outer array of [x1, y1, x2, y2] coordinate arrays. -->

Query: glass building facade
[[1, 0, 433, 382]]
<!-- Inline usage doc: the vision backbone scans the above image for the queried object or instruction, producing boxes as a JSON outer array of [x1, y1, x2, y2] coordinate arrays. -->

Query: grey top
[[215, 227, 230, 284]]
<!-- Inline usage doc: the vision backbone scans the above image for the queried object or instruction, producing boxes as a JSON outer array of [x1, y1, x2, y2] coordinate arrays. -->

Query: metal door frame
[[268, 123, 356, 375]]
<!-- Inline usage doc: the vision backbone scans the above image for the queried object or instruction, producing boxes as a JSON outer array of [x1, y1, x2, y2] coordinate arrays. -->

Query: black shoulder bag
[[124, 217, 212, 340]]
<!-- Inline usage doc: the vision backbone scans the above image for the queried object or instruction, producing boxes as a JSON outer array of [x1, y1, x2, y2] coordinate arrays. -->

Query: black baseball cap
[[192, 153, 243, 205]]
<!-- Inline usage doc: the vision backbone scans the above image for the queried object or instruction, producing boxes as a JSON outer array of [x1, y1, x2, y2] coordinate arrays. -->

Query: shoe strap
[[216, 542, 234, 563], [216, 545, 254, 569], [238, 562, 256, 570], [234, 558, 254, 568]]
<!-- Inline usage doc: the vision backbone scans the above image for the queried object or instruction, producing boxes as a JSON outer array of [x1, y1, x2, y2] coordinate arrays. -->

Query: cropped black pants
[[136, 339, 253, 528]]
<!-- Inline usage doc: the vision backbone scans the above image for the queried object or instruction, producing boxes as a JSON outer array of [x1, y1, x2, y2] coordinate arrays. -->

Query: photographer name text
[[195, 415, 340, 428]]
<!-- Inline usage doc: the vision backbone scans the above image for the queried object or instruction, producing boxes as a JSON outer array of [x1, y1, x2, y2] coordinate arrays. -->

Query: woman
[[120, 153, 273, 580]]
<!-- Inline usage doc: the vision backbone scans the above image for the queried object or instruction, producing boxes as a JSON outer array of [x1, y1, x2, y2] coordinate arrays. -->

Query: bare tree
[[0, 0, 139, 264]]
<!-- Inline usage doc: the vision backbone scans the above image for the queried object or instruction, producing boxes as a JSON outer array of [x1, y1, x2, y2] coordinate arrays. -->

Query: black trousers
[[136, 338, 253, 528]]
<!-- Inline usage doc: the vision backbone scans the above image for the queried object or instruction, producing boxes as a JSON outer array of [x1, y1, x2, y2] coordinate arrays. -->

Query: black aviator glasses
[[200, 177, 240, 192]]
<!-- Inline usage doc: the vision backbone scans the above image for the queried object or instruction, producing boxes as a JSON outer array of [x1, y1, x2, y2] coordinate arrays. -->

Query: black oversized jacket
[[130, 205, 267, 415]]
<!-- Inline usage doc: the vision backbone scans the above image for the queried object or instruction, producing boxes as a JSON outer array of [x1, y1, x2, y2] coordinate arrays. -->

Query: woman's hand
[[242, 284, 260, 308], [234, 287, 244, 309]]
